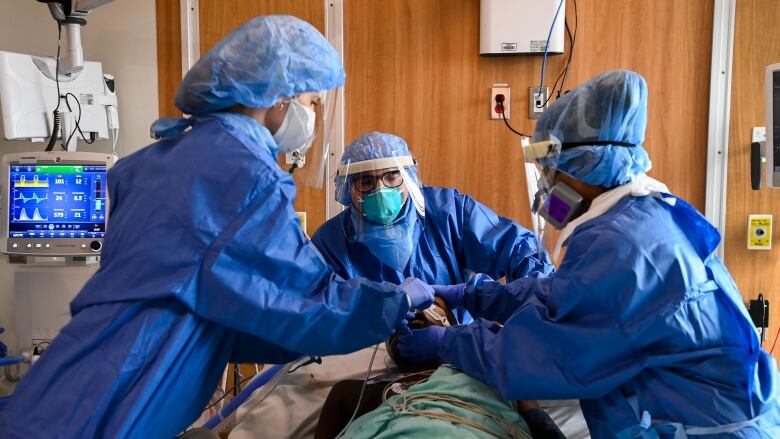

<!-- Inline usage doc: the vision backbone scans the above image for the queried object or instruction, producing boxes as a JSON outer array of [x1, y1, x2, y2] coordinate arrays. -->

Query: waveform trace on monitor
[[13, 192, 48, 204], [13, 175, 49, 188], [16, 208, 47, 222]]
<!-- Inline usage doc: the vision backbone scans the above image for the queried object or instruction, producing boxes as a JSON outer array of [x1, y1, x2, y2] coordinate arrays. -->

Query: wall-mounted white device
[[480, 0, 565, 56], [0, 51, 117, 150]]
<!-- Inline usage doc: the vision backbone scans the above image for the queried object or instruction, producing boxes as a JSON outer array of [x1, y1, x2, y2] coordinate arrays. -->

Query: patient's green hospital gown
[[344, 366, 530, 438]]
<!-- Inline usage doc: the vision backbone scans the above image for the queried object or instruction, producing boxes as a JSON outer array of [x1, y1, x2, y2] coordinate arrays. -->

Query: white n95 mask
[[273, 100, 316, 153]]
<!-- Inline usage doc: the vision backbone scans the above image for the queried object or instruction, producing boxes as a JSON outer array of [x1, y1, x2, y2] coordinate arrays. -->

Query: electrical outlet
[[748, 214, 773, 250], [528, 87, 549, 119], [491, 84, 510, 120]]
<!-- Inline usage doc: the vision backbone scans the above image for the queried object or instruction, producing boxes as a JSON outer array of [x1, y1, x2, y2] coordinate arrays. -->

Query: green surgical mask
[[360, 187, 404, 225]]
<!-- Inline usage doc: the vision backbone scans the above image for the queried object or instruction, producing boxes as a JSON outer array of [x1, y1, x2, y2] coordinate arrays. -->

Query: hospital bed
[[200, 347, 591, 439]]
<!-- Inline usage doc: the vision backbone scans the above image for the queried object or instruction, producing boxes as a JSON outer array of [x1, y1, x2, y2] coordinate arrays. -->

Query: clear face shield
[[523, 134, 586, 262], [286, 87, 341, 189], [334, 153, 425, 271]]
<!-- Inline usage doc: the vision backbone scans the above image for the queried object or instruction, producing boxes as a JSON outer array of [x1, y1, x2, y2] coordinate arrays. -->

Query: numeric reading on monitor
[[9, 164, 107, 239]]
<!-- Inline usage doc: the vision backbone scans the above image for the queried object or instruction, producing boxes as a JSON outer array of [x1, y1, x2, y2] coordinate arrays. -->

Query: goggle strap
[[561, 140, 636, 149]]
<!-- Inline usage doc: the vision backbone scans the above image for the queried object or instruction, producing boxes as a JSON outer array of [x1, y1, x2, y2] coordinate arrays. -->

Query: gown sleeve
[[440, 226, 649, 400], [194, 174, 410, 357], [456, 193, 554, 282]]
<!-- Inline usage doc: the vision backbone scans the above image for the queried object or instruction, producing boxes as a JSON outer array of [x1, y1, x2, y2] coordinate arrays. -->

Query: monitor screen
[[8, 163, 107, 239], [774, 70, 780, 172]]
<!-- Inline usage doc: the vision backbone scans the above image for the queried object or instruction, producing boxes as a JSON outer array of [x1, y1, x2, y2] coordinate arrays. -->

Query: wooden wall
[[157, 0, 714, 234], [155, 0, 182, 119], [725, 0, 780, 360], [155, 0, 328, 233], [345, 0, 713, 228]]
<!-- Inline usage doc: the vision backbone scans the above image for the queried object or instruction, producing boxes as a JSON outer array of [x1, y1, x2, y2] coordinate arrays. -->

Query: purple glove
[[397, 326, 445, 363], [396, 312, 415, 336], [432, 283, 466, 308], [401, 278, 434, 309]]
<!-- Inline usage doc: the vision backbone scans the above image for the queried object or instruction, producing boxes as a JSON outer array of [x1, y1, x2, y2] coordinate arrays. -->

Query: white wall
[[82, 0, 160, 154], [0, 0, 159, 352]]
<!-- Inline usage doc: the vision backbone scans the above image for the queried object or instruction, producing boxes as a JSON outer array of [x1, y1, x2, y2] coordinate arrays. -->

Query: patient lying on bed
[[314, 300, 565, 439]]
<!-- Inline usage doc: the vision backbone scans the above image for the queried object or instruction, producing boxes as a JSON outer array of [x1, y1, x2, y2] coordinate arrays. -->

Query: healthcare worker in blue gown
[[312, 131, 553, 290], [398, 70, 780, 438], [227, 130, 555, 439], [0, 16, 434, 439]]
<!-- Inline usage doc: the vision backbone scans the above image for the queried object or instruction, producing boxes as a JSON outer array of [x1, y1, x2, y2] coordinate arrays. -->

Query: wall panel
[[155, 0, 182, 118], [725, 0, 780, 361], [345, 0, 713, 230]]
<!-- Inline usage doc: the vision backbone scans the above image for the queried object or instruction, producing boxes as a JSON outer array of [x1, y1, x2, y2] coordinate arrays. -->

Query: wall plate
[[491, 84, 510, 120], [748, 214, 772, 250], [528, 86, 549, 119]]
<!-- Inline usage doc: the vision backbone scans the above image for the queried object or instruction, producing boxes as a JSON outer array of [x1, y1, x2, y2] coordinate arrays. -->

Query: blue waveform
[[15, 208, 47, 221], [14, 192, 48, 204]]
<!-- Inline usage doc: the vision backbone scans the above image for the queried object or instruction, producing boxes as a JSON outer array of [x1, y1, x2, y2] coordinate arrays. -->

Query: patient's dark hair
[[386, 297, 456, 372]]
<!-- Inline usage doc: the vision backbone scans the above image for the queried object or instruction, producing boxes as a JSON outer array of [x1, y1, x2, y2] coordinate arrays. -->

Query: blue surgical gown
[[440, 194, 780, 438], [0, 114, 409, 439], [311, 186, 553, 285]]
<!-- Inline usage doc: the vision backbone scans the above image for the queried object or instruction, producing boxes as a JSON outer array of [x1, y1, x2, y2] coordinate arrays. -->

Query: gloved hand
[[396, 312, 415, 336], [0, 327, 7, 358], [432, 283, 466, 308], [397, 325, 445, 363], [400, 277, 434, 310]]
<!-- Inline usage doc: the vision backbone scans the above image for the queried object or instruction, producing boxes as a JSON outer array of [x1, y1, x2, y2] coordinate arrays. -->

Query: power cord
[[45, 22, 63, 152], [494, 94, 529, 138]]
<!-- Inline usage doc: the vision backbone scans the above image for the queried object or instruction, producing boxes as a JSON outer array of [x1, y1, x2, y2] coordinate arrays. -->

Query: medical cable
[[770, 325, 780, 355], [63, 92, 95, 149], [66, 92, 96, 143], [536, 0, 565, 109], [388, 393, 531, 439], [202, 374, 254, 413], [557, 0, 578, 99], [334, 343, 380, 438], [381, 370, 435, 401], [542, 0, 578, 105], [45, 23, 63, 152]]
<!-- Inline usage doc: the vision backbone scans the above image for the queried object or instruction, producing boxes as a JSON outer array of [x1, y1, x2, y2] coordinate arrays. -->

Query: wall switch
[[491, 84, 510, 120], [748, 214, 772, 250], [753, 126, 767, 143], [285, 152, 305, 167], [528, 86, 549, 119]]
